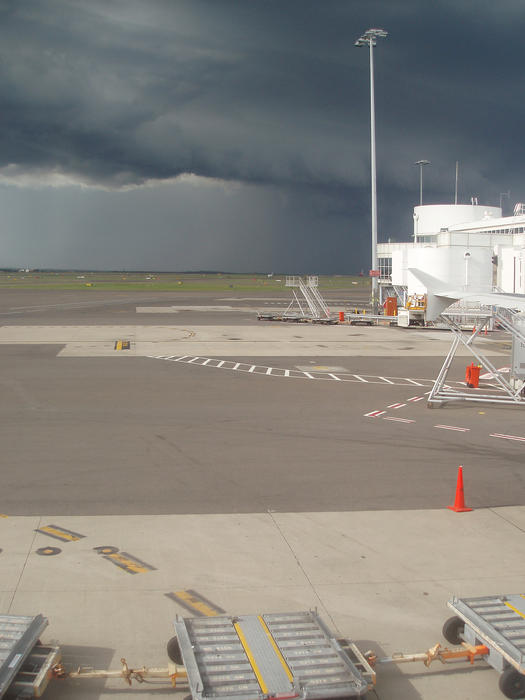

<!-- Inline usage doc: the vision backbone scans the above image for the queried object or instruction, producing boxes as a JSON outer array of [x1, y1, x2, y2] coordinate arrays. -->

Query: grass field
[[0, 271, 371, 292]]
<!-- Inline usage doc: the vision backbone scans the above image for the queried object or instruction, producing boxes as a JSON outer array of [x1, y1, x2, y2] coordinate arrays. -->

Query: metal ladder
[[285, 276, 330, 319]]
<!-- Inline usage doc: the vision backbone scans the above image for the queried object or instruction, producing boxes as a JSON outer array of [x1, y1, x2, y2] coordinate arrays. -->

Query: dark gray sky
[[0, 0, 523, 272]]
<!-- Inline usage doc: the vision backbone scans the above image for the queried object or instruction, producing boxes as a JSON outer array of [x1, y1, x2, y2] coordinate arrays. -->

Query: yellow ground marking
[[233, 621, 268, 694], [115, 340, 123, 351], [166, 590, 224, 617], [104, 551, 156, 574], [36, 525, 85, 542], [114, 340, 131, 350], [258, 616, 294, 683], [504, 601, 525, 620], [0, 514, 8, 518]]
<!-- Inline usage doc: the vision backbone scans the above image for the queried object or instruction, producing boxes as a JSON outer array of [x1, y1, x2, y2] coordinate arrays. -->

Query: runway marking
[[101, 550, 157, 575], [149, 355, 489, 392], [383, 417, 415, 423], [36, 546, 61, 556], [35, 524, 86, 542], [490, 433, 525, 442], [165, 589, 226, 617], [434, 425, 470, 432]]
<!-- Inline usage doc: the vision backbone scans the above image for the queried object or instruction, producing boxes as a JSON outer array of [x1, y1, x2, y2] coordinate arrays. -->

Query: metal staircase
[[284, 276, 330, 319]]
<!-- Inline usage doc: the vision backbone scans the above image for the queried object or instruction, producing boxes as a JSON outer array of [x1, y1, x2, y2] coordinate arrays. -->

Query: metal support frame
[[428, 312, 525, 406], [284, 276, 330, 320]]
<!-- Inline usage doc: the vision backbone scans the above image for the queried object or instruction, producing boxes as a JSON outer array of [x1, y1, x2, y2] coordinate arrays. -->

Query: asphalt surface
[[1, 290, 524, 516]]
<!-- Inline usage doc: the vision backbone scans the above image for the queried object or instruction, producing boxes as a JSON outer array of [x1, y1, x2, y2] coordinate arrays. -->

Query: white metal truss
[[284, 276, 330, 319], [428, 311, 525, 407]]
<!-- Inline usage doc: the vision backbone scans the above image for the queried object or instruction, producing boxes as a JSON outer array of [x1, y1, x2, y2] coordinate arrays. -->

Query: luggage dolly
[[364, 594, 525, 699]]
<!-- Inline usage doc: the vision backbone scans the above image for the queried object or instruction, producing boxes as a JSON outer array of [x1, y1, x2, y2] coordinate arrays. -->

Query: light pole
[[355, 28, 387, 314], [415, 160, 430, 206]]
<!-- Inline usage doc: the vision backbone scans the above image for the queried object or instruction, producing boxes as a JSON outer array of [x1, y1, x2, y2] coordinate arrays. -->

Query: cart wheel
[[442, 616, 465, 645], [499, 667, 525, 699], [167, 636, 183, 664]]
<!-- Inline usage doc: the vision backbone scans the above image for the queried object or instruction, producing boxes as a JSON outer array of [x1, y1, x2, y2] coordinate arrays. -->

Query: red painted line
[[490, 433, 525, 442], [364, 410, 386, 417], [407, 396, 424, 402], [434, 425, 470, 432], [387, 402, 406, 409]]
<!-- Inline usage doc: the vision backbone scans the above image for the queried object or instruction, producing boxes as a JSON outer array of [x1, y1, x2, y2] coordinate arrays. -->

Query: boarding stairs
[[284, 276, 330, 320]]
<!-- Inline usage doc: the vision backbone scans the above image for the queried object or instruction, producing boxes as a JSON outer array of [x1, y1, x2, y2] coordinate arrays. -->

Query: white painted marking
[[187, 357, 200, 363], [383, 417, 415, 423], [354, 375, 367, 382], [284, 369, 290, 377], [217, 360, 225, 367], [379, 376, 394, 384], [303, 372, 314, 379], [248, 365, 256, 373], [364, 410, 387, 417], [434, 425, 470, 432], [490, 433, 525, 442], [328, 373, 341, 381], [404, 378, 424, 386], [387, 402, 406, 409], [407, 396, 424, 402], [266, 367, 273, 375], [233, 362, 240, 370], [202, 358, 211, 366]]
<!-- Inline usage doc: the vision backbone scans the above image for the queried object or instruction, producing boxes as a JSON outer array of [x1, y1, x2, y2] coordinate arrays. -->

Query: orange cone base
[[447, 504, 473, 513]]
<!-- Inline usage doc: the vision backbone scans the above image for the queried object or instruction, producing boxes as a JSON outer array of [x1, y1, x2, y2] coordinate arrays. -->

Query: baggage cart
[[172, 610, 374, 700], [444, 594, 525, 698], [0, 614, 60, 699]]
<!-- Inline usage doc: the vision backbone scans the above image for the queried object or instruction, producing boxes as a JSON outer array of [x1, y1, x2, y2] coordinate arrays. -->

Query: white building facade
[[378, 203, 525, 303]]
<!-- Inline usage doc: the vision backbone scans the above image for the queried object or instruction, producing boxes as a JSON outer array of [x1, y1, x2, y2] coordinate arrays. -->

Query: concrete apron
[[1, 507, 524, 700], [0, 324, 508, 357]]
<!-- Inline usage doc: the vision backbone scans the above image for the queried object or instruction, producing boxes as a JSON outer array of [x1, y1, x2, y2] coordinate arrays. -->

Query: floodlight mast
[[355, 28, 388, 314], [415, 160, 431, 206]]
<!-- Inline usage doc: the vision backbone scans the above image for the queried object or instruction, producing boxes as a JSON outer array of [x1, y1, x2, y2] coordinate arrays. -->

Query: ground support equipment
[[257, 313, 337, 324], [173, 610, 373, 700], [0, 614, 60, 699], [427, 311, 525, 407], [443, 594, 525, 699]]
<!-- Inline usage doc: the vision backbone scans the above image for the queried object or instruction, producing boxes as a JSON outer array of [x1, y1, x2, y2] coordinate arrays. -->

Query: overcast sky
[[1, 0, 524, 272]]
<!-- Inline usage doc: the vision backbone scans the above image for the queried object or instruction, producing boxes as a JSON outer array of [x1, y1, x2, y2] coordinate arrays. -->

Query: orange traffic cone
[[448, 466, 473, 512]]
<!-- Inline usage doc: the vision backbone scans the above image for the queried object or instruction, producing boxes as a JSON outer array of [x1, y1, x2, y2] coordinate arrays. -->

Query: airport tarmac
[[1, 290, 524, 700]]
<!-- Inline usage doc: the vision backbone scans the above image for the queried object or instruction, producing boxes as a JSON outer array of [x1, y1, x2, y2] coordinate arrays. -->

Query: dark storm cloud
[[0, 0, 524, 270]]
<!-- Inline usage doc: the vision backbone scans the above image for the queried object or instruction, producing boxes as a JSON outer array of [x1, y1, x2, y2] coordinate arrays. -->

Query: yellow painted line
[[505, 601, 525, 620], [36, 525, 85, 542], [258, 616, 294, 683], [115, 340, 123, 351], [104, 551, 156, 574], [167, 590, 223, 617], [0, 514, 8, 518], [234, 621, 268, 694]]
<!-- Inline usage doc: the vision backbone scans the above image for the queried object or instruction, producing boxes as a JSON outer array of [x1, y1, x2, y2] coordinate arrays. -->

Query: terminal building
[[377, 202, 525, 316]]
